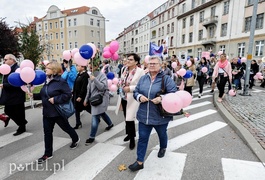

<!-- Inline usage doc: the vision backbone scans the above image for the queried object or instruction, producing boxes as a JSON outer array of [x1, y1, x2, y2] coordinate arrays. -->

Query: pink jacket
[[212, 62, 232, 81]]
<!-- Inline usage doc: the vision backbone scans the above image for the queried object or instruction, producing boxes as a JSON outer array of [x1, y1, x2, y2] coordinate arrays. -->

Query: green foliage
[[18, 26, 44, 68], [0, 18, 20, 58]]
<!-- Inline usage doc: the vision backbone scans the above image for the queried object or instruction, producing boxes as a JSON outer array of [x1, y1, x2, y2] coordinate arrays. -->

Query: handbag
[[89, 94, 103, 106], [156, 76, 183, 117], [45, 86, 75, 120]]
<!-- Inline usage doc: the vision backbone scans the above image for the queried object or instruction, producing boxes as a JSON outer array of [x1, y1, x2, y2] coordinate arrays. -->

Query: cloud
[[0, 0, 166, 41]]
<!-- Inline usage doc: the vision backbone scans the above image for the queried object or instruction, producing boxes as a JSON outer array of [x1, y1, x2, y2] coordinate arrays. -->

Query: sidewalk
[[214, 87, 265, 165]]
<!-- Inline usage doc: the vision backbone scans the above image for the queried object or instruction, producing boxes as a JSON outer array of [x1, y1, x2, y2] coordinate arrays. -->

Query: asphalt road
[[0, 86, 264, 180]]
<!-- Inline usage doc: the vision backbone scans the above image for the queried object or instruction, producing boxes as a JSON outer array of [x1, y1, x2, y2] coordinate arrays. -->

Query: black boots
[[125, 121, 136, 150]]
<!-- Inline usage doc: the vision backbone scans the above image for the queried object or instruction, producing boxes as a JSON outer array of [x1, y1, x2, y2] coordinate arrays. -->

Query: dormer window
[[92, 9, 98, 15]]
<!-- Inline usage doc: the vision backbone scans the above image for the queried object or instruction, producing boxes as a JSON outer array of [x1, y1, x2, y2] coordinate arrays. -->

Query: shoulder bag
[[45, 86, 75, 120], [156, 76, 183, 117]]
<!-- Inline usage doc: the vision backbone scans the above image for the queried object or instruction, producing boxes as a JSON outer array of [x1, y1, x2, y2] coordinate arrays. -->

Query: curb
[[213, 92, 265, 166]]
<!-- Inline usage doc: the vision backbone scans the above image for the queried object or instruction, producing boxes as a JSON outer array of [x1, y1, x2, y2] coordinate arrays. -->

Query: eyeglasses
[[148, 63, 159, 66], [127, 59, 135, 61]]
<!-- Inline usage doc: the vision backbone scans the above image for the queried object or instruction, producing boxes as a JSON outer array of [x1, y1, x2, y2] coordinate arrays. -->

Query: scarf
[[120, 67, 137, 87], [218, 60, 228, 68]]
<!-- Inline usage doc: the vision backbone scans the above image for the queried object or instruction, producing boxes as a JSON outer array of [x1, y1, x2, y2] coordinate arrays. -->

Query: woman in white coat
[[115, 53, 145, 149]]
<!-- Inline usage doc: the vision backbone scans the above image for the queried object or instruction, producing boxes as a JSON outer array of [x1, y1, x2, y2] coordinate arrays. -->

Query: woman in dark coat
[[72, 65, 91, 129]]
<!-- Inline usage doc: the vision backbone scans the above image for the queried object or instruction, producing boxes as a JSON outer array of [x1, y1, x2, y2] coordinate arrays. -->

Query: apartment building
[[116, 0, 265, 61], [35, 5, 107, 62]]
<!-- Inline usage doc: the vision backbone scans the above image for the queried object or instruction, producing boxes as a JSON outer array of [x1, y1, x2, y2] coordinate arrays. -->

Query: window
[[74, 30, 77, 37], [91, 30, 94, 37], [56, 33, 58, 39], [183, 18, 186, 28], [221, 23, 228, 37], [50, 33, 53, 40], [162, 14, 165, 22], [220, 45, 226, 53], [256, 13, 264, 29], [201, 0, 206, 4], [199, 11, 204, 22], [38, 24, 41, 31], [69, 42, 72, 49], [182, 34, 185, 44], [182, 3, 186, 13], [248, 0, 264, 5], [56, 44, 59, 50], [172, 8, 175, 17], [60, 21, 63, 28], [255, 40, 264, 56], [192, 0, 195, 9], [97, 20, 100, 27], [167, 24, 170, 34], [92, 9, 98, 15], [223, 1, 229, 15], [74, 18, 77, 26], [49, 22, 52, 29], [45, 23, 47, 30], [68, 19, 71, 27], [158, 28, 161, 37], [159, 16, 161, 24], [97, 31, 100, 38], [90, 18, 94, 26], [162, 27, 164, 36], [55, 22, 58, 28], [168, 10, 170, 19], [75, 42, 78, 48], [69, 31, 72, 38], [198, 48, 202, 59], [198, 30, 203, 40], [209, 26, 215, 38], [171, 22, 174, 33], [190, 15, 194, 26], [61, 43, 64, 50], [60, 32, 63, 39], [45, 34, 48, 40], [245, 16, 251, 31], [189, 32, 193, 43], [170, 36, 173, 46], [238, 43, 245, 57], [211, 6, 216, 17]]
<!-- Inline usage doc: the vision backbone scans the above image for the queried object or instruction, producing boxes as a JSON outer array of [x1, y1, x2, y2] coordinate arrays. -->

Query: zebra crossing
[[0, 87, 265, 180]]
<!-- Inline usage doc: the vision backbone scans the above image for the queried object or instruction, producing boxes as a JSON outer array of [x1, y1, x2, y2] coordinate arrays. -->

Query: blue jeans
[[137, 122, 169, 162], [233, 78, 240, 89], [43, 116, 79, 156], [89, 112, 112, 138]]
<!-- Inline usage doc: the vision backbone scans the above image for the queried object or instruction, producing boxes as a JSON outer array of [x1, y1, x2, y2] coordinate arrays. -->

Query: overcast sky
[[1, 0, 167, 41]]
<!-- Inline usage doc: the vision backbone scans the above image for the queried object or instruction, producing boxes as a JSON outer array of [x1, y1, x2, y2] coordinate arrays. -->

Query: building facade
[[35, 5, 107, 62], [116, 0, 265, 61]]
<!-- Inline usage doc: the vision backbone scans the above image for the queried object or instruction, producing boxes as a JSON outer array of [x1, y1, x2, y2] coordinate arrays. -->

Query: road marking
[[106, 109, 217, 146], [46, 143, 125, 180], [0, 137, 71, 180], [153, 121, 227, 151], [222, 158, 265, 180], [183, 101, 211, 110], [0, 132, 32, 148], [192, 95, 212, 101], [134, 151, 186, 180]]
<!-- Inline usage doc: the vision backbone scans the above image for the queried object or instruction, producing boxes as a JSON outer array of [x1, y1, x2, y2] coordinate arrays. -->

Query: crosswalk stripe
[[193, 89, 212, 95], [192, 95, 212, 101], [222, 158, 265, 180], [0, 137, 71, 180], [0, 132, 32, 148], [153, 121, 227, 151], [106, 109, 217, 146], [46, 143, 125, 180], [183, 101, 211, 110], [134, 151, 187, 180]]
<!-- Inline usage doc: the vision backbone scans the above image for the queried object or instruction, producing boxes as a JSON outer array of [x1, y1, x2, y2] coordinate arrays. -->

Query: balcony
[[202, 16, 218, 28], [201, 37, 216, 47]]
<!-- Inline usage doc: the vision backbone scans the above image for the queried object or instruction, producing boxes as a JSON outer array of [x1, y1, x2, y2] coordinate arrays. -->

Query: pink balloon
[[103, 51, 112, 59], [201, 67, 208, 73], [253, 75, 258, 80], [107, 79, 113, 87], [20, 60, 34, 70], [20, 67, 36, 83], [63, 50, 71, 60], [109, 84, 118, 92], [43, 60, 49, 66], [194, 58, 198, 62], [74, 52, 88, 66], [256, 72, 262, 77], [229, 89, 236, 96], [241, 57, 247, 63], [103, 46, 110, 52], [0, 64, 11, 75], [109, 40, 119, 53], [87, 43, 97, 57], [15, 68, 21, 73], [144, 55, 150, 63], [175, 90, 192, 108], [71, 48, 79, 58], [171, 62, 177, 69], [186, 60, 192, 67], [21, 85, 35, 92], [217, 51, 223, 56], [259, 76, 264, 80], [178, 68, 187, 77], [111, 52, 119, 61], [112, 78, 119, 85], [162, 93, 183, 113]]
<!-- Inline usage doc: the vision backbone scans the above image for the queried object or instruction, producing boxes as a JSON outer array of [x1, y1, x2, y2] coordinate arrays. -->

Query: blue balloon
[[32, 70, 46, 85], [79, 44, 93, 59], [8, 72, 25, 87], [183, 70, 193, 79], [106, 72, 115, 80]]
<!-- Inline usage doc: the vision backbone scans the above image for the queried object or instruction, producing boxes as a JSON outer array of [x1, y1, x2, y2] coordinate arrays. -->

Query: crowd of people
[[0, 52, 264, 170]]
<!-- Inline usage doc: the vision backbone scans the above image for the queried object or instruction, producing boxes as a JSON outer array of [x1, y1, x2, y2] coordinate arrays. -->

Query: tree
[[18, 25, 44, 67], [0, 18, 20, 58]]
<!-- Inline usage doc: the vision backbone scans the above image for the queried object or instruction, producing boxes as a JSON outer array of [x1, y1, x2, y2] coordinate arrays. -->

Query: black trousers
[[121, 98, 136, 138], [4, 103, 27, 127], [217, 75, 228, 98], [184, 86, 192, 95], [197, 76, 206, 94]]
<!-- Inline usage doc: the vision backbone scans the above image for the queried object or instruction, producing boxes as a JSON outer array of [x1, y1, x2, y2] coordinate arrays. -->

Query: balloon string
[[26, 84, 34, 109]]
